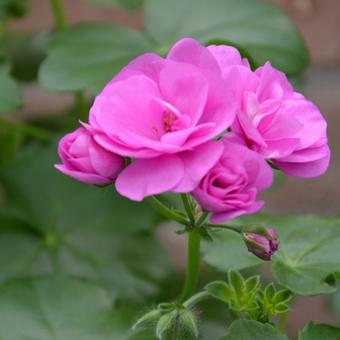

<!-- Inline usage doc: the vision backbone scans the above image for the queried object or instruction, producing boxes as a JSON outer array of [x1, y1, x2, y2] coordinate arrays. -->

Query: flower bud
[[156, 308, 199, 340], [55, 126, 125, 186], [132, 309, 161, 331], [243, 227, 279, 261]]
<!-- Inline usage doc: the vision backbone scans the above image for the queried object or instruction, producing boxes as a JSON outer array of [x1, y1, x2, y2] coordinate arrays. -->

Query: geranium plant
[[0, 0, 339, 339]]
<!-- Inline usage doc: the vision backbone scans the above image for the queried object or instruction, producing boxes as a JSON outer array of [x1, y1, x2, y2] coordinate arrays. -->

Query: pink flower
[[208, 44, 249, 71], [89, 38, 236, 201], [222, 60, 330, 178], [193, 138, 273, 223], [55, 127, 125, 185]]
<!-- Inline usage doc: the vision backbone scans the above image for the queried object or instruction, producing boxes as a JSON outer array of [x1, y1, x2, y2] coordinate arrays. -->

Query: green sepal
[[132, 308, 161, 330]]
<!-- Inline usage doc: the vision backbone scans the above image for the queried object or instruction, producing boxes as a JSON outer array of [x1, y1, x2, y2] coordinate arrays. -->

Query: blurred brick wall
[[271, 0, 340, 65]]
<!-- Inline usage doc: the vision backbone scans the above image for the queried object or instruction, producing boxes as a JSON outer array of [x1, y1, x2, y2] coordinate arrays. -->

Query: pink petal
[[89, 141, 125, 178], [94, 134, 162, 159], [208, 45, 244, 71], [274, 145, 330, 178], [210, 201, 264, 223], [167, 38, 221, 76], [255, 62, 293, 101], [161, 123, 215, 147], [159, 60, 209, 126], [113, 53, 165, 84], [168, 38, 236, 133], [90, 75, 163, 140], [54, 164, 110, 186], [172, 141, 224, 192], [115, 155, 184, 201]]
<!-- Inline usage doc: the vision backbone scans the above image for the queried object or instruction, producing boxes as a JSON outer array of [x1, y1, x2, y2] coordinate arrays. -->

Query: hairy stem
[[183, 291, 209, 309], [205, 223, 242, 234], [179, 230, 201, 302], [181, 193, 195, 225], [278, 311, 288, 333]]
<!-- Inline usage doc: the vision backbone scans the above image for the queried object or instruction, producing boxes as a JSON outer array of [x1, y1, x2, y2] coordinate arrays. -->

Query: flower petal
[[173, 141, 224, 192], [115, 155, 184, 201]]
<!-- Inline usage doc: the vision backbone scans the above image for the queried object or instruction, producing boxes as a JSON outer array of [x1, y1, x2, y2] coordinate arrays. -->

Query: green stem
[[0, 116, 49, 141], [183, 291, 209, 309], [147, 196, 188, 226], [179, 230, 201, 302], [278, 311, 288, 333], [181, 193, 195, 225], [75, 91, 87, 122], [49, 0, 66, 30], [205, 223, 242, 234]]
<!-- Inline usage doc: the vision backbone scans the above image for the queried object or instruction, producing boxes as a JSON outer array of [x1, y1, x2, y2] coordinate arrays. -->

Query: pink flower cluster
[[56, 38, 330, 223]]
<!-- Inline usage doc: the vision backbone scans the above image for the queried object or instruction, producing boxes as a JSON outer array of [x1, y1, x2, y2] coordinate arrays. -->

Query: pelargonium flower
[[89, 38, 236, 201], [55, 126, 125, 185], [193, 138, 273, 222], [218, 58, 330, 178]]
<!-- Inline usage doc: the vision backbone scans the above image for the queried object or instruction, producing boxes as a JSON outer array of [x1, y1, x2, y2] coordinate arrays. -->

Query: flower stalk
[[179, 229, 201, 302], [49, 0, 66, 30]]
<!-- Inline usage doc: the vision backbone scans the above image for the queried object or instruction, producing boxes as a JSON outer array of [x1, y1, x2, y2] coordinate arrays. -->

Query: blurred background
[[3, 0, 340, 337]]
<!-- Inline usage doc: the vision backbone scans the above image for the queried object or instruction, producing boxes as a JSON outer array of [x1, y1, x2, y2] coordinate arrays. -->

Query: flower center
[[163, 112, 177, 133]]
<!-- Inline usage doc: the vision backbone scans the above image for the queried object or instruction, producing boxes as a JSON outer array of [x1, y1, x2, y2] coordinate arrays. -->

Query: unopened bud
[[156, 308, 199, 339], [243, 227, 279, 261], [132, 309, 161, 330]]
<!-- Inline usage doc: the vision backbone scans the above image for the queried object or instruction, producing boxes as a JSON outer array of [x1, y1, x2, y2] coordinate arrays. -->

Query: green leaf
[[245, 276, 260, 295], [0, 275, 154, 339], [203, 229, 263, 272], [0, 141, 172, 300], [39, 23, 153, 93], [228, 270, 245, 296], [258, 283, 291, 317], [86, 0, 144, 10], [267, 215, 340, 295], [274, 290, 292, 304], [204, 215, 340, 295], [298, 322, 340, 340], [220, 319, 288, 340], [145, 0, 308, 75], [205, 280, 233, 304], [0, 58, 21, 113], [264, 283, 276, 301], [40, 0, 308, 94]]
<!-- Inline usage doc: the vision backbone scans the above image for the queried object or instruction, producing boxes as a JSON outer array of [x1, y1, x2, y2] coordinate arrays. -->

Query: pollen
[[163, 112, 177, 133]]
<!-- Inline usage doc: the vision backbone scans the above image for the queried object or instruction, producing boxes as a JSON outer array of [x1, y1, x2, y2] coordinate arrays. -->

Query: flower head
[[55, 126, 125, 185], [89, 38, 236, 201], [219, 60, 330, 178], [193, 138, 273, 223]]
